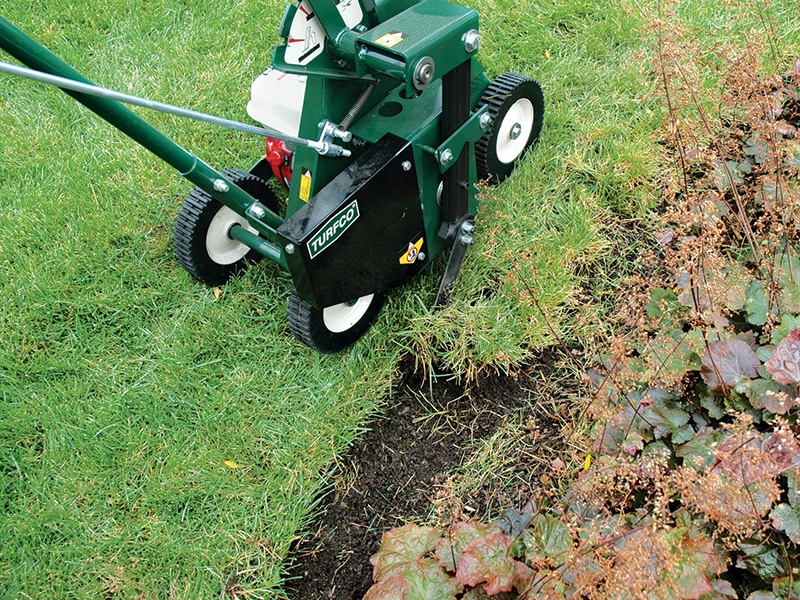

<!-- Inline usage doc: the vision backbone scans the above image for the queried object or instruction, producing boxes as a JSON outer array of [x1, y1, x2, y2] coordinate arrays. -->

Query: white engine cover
[[246, 68, 307, 138]]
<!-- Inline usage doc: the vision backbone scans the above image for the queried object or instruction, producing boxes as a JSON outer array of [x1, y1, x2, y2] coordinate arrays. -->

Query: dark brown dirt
[[283, 354, 576, 599]]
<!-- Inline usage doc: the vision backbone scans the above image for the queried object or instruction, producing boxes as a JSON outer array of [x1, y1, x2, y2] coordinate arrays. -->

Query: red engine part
[[265, 137, 293, 188]]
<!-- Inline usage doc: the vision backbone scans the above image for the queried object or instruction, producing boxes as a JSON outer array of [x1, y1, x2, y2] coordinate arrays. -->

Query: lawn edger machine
[[0, 0, 543, 353]]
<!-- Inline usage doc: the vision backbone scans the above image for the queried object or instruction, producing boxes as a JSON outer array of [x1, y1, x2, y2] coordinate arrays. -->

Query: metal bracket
[[433, 103, 491, 172], [434, 217, 476, 306]]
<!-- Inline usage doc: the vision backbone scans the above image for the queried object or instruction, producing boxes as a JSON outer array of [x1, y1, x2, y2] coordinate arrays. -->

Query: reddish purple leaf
[[456, 531, 527, 594], [363, 574, 408, 600], [765, 328, 800, 385], [657, 228, 675, 245], [715, 429, 799, 487], [761, 430, 800, 472], [670, 533, 726, 599], [700, 339, 760, 389]]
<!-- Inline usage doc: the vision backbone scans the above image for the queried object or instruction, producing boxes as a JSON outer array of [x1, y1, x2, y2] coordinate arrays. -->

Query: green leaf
[[786, 471, 800, 508], [644, 335, 701, 383], [736, 539, 789, 579], [404, 559, 462, 600], [492, 507, 534, 538], [712, 159, 749, 190], [744, 132, 769, 163], [677, 427, 724, 470], [526, 514, 573, 563], [435, 522, 500, 573], [746, 378, 796, 415], [639, 388, 692, 442], [770, 503, 800, 543], [645, 288, 687, 327], [371, 524, 442, 581], [663, 528, 724, 599], [773, 576, 800, 600], [776, 253, 800, 287], [456, 532, 526, 595], [786, 142, 800, 169], [462, 588, 493, 599], [699, 391, 727, 420], [772, 315, 800, 346], [746, 592, 778, 600], [781, 283, 800, 314], [746, 281, 769, 326]]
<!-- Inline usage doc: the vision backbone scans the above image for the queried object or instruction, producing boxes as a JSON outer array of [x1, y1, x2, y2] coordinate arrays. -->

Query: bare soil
[[283, 353, 577, 599]]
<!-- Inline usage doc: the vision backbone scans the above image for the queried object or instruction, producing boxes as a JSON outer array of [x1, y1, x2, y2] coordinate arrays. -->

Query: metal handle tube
[[1, 60, 278, 139], [0, 16, 290, 232]]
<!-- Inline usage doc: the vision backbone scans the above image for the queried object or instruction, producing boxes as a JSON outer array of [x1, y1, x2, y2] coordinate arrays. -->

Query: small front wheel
[[476, 73, 544, 184], [173, 169, 280, 286], [288, 291, 387, 353]]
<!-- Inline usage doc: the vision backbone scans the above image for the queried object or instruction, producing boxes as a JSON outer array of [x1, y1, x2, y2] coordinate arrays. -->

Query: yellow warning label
[[399, 237, 424, 265], [376, 31, 408, 49], [299, 168, 312, 203]]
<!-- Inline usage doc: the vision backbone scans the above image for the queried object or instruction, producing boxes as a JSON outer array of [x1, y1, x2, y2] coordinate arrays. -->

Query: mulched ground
[[283, 353, 577, 599]]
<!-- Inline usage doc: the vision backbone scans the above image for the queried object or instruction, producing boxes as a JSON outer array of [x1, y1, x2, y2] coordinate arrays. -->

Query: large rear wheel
[[287, 291, 387, 353], [476, 73, 544, 184], [173, 169, 280, 286]]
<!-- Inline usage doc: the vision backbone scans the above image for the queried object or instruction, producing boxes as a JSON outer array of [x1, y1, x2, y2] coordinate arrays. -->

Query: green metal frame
[[0, 0, 495, 305], [272, 0, 493, 268]]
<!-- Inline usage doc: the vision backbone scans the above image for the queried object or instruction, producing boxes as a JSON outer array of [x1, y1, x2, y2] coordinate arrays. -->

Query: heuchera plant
[[365, 33, 800, 600], [364, 522, 532, 599]]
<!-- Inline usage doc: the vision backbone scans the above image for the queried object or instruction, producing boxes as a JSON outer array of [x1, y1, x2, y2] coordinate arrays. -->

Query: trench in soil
[[281, 353, 578, 599]]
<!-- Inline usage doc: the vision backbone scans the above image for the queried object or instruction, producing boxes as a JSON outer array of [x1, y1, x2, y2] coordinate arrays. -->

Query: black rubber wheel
[[476, 73, 544, 183], [173, 169, 281, 286], [287, 290, 387, 353]]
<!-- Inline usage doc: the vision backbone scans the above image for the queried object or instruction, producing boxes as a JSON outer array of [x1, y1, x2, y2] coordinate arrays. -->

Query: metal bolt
[[479, 112, 492, 130], [439, 148, 454, 167], [459, 221, 475, 246], [249, 203, 267, 219], [401, 160, 412, 172], [213, 178, 230, 193], [418, 252, 426, 262], [510, 123, 523, 140], [413, 57, 435, 91], [463, 29, 481, 53], [285, 243, 296, 255]]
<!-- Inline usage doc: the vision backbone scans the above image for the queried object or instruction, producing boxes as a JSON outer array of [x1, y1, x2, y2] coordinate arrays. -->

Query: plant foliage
[[366, 11, 800, 600]]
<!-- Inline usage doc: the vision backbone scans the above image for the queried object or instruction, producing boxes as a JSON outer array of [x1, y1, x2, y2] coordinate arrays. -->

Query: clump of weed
[[364, 8, 800, 599]]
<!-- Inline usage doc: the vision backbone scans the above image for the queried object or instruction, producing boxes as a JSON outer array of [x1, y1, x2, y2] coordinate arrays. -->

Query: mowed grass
[[0, 1, 401, 596], [2, 0, 798, 597]]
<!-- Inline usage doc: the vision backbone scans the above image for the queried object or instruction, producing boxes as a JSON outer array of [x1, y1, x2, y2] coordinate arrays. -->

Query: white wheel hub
[[496, 98, 535, 164], [323, 294, 374, 333], [206, 206, 257, 265]]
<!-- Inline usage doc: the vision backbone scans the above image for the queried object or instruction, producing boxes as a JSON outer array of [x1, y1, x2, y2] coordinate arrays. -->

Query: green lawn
[[2, 0, 797, 597]]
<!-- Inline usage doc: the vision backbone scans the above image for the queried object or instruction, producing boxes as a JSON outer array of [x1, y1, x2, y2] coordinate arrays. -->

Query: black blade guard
[[278, 134, 428, 309]]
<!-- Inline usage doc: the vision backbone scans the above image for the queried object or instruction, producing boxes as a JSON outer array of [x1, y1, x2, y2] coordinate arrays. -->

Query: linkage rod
[[0, 60, 349, 157]]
